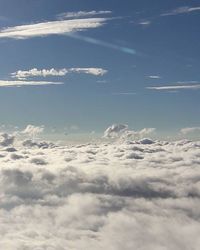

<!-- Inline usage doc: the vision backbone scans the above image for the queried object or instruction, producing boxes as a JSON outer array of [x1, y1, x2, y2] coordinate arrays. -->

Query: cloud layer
[[0, 130, 199, 249]]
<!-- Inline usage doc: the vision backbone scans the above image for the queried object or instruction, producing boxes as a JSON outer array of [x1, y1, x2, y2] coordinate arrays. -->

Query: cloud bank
[[0, 133, 199, 249]]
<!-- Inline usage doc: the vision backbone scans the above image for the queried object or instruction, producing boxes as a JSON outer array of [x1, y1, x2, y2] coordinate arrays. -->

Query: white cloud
[[0, 80, 62, 87], [147, 75, 161, 79], [0, 133, 200, 249], [138, 20, 151, 26], [0, 18, 107, 39], [58, 10, 112, 20], [103, 124, 128, 138], [0, 133, 15, 147], [120, 128, 156, 141], [69, 68, 108, 76], [12, 68, 107, 79], [147, 84, 200, 90], [161, 6, 200, 16], [12, 68, 68, 79], [181, 127, 200, 135], [22, 125, 44, 138], [103, 124, 155, 140]]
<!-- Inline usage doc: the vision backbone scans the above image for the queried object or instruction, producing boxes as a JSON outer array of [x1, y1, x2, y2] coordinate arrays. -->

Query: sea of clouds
[[0, 127, 200, 250]]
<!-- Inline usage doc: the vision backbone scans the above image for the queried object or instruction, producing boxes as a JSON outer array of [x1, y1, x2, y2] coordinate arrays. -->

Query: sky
[[0, 0, 200, 137]]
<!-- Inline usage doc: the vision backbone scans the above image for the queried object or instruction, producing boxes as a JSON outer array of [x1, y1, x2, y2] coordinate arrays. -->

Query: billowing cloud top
[[0, 133, 199, 249]]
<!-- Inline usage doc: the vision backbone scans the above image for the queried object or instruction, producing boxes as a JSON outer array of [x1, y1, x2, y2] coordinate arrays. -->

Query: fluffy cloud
[[103, 124, 155, 140], [0, 133, 15, 147], [22, 125, 44, 137], [12, 68, 68, 79], [0, 132, 200, 249], [0, 18, 107, 40], [103, 124, 128, 138], [12, 67, 107, 79]]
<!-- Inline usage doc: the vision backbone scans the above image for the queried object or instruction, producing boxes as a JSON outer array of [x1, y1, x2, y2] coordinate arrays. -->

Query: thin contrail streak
[[68, 33, 136, 55]]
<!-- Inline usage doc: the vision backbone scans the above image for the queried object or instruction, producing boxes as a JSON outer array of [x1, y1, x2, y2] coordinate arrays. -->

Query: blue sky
[[0, 0, 200, 136]]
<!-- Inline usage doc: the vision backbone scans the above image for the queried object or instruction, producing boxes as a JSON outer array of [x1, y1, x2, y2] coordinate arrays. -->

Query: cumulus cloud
[[103, 124, 155, 140], [57, 10, 112, 20], [0, 17, 107, 40], [0, 133, 15, 147], [22, 125, 44, 138], [103, 124, 129, 138], [12, 67, 107, 79], [0, 134, 199, 249], [181, 127, 200, 135]]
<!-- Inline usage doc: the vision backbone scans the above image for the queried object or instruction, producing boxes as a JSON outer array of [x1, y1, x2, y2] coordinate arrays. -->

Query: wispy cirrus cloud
[[0, 17, 107, 40], [69, 68, 107, 76], [57, 10, 112, 20], [137, 20, 152, 26], [147, 84, 200, 91], [0, 80, 63, 87], [147, 75, 161, 79], [161, 6, 200, 16], [134, 5, 200, 27], [11, 68, 107, 79]]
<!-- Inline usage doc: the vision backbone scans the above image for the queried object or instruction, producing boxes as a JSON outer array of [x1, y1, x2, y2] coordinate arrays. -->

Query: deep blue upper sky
[[0, 0, 199, 134]]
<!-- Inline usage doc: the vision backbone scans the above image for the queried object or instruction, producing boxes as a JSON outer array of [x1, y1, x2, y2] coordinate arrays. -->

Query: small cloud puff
[[103, 124, 155, 140]]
